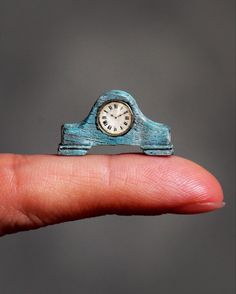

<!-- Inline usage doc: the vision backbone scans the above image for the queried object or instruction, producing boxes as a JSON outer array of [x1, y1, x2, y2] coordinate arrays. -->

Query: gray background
[[0, 1, 235, 293]]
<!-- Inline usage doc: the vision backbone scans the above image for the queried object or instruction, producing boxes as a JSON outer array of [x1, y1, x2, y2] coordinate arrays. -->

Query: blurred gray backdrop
[[0, 1, 235, 293]]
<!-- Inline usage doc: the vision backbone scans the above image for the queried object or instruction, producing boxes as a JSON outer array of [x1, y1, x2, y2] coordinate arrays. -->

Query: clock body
[[58, 90, 173, 156]]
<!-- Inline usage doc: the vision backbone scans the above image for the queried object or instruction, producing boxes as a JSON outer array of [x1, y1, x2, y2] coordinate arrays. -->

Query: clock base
[[58, 145, 90, 156], [58, 144, 174, 156], [142, 148, 174, 156]]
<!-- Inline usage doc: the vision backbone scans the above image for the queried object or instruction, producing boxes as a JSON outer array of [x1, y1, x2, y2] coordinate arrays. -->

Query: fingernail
[[175, 201, 225, 214]]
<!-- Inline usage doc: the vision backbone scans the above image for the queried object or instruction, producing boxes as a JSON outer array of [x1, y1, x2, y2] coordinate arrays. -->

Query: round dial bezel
[[96, 100, 134, 137]]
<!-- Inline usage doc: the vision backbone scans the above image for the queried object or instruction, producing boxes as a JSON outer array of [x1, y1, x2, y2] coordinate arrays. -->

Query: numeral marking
[[125, 116, 129, 120], [108, 105, 112, 110], [124, 121, 128, 126], [114, 127, 117, 131], [108, 125, 112, 130], [102, 116, 107, 119], [120, 126, 123, 130], [104, 110, 108, 113], [103, 120, 108, 126], [114, 104, 118, 109]]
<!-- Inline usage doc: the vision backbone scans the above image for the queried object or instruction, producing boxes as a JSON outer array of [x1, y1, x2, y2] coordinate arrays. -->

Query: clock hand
[[109, 113, 119, 119], [117, 111, 128, 118], [104, 110, 116, 118], [102, 111, 114, 120]]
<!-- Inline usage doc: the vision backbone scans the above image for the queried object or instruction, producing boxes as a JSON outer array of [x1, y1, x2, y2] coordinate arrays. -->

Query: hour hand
[[104, 110, 114, 117]]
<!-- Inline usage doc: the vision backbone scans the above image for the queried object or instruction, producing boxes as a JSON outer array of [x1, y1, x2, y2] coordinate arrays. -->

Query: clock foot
[[142, 148, 174, 156], [58, 144, 90, 156]]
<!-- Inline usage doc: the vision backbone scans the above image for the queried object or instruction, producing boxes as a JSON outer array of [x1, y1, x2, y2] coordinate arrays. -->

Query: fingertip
[[100, 155, 224, 215], [168, 156, 224, 213]]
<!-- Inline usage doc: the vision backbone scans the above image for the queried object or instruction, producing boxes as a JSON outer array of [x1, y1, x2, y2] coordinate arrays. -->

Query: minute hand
[[117, 111, 128, 118]]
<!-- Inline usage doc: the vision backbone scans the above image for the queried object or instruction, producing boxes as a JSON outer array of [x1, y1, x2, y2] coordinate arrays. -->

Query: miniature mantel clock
[[58, 90, 173, 156]]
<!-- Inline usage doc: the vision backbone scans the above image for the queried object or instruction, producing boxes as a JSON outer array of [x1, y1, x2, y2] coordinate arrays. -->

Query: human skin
[[0, 154, 224, 237]]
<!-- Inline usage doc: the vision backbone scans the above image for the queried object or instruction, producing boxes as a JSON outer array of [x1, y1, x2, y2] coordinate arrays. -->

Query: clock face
[[97, 100, 134, 136]]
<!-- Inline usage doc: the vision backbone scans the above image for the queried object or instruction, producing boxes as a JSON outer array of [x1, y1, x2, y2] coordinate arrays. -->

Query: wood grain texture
[[58, 90, 174, 155]]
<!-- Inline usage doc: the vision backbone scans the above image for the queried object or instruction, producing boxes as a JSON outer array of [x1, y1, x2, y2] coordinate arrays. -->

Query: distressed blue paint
[[58, 90, 174, 156]]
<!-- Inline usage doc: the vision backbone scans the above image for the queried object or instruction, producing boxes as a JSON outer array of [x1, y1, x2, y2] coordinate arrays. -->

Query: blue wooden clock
[[58, 90, 173, 156]]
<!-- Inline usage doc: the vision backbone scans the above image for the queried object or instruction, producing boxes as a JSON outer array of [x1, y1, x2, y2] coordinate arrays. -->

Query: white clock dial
[[97, 101, 134, 136]]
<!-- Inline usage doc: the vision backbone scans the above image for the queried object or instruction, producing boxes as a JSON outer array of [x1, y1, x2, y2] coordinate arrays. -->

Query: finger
[[0, 154, 224, 236]]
